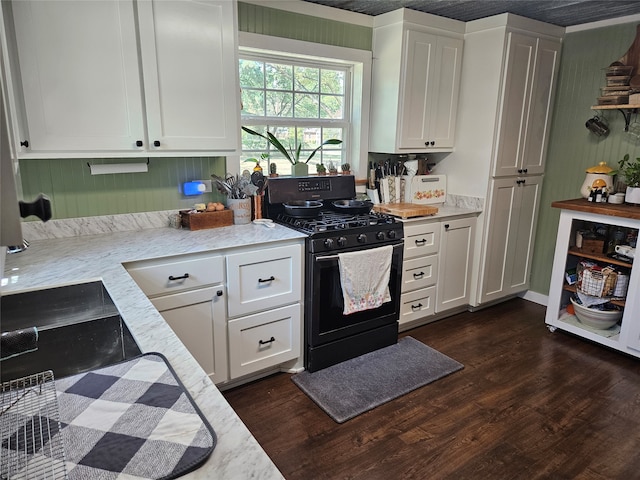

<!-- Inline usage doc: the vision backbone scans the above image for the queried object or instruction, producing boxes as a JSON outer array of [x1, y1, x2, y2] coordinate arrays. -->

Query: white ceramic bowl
[[608, 193, 625, 204], [570, 298, 622, 329]]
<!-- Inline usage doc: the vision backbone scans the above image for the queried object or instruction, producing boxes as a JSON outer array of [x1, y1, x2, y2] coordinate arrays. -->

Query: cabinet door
[[137, 0, 239, 152], [493, 32, 537, 177], [11, 0, 145, 152], [480, 176, 542, 303], [426, 35, 463, 149], [436, 216, 475, 312], [399, 29, 436, 150], [152, 286, 228, 384], [399, 30, 462, 150], [521, 37, 561, 175]]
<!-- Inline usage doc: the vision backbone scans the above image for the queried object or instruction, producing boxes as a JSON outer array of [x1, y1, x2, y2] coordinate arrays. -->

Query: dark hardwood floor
[[223, 298, 640, 479]]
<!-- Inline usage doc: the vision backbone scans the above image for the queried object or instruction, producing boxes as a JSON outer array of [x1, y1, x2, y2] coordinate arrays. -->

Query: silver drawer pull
[[258, 276, 275, 283], [259, 336, 275, 345], [168, 273, 189, 281], [413, 272, 424, 279], [411, 303, 423, 310]]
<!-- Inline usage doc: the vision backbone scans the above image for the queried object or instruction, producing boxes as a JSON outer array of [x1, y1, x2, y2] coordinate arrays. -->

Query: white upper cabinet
[[369, 9, 464, 154], [493, 33, 561, 177], [10, 1, 145, 153], [8, 0, 239, 157], [137, 0, 239, 152]]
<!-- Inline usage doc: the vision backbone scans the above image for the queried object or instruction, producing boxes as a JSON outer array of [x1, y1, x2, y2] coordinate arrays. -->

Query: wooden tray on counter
[[373, 203, 439, 218], [180, 209, 233, 230]]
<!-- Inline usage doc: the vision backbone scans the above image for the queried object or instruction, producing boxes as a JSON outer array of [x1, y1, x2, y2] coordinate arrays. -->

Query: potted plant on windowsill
[[316, 163, 327, 175], [242, 126, 342, 177], [617, 153, 640, 204], [341, 163, 351, 175]]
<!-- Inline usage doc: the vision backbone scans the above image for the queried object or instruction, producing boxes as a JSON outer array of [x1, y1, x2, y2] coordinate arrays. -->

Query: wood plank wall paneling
[[530, 21, 640, 296], [19, 157, 227, 220], [237, 1, 372, 50]]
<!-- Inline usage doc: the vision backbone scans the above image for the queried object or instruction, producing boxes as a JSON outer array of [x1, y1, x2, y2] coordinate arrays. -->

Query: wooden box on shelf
[[180, 209, 233, 230]]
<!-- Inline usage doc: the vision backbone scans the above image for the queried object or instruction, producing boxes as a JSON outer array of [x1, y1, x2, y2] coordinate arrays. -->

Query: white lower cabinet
[[228, 304, 300, 379], [226, 243, 303, 381], [400, 214, 476, 329], [125, 240, 304, 386]]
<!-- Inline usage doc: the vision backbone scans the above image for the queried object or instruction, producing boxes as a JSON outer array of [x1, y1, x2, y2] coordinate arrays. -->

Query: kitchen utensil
[[251, 171, 265, 194], [585, 115, 609, 136], [283, 200, 323, 217], [331, 199, 373, 214]]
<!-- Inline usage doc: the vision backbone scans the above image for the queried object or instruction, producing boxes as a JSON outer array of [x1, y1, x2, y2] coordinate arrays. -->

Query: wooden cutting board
[[373, 203, 439, 218]]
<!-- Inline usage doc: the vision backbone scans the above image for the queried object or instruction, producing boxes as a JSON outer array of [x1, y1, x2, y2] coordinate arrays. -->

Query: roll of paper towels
[[89, 163, 148, 175]]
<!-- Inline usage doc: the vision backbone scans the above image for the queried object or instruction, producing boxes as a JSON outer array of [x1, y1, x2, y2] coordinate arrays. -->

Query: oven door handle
[[315, 242, 403, 261]]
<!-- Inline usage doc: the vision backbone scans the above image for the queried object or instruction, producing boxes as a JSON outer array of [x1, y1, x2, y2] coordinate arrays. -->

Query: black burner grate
[[275, 210, 397, 234]]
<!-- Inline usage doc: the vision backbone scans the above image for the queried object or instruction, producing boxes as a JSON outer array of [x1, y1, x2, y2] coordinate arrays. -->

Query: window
[[240, 55, 348, 175]]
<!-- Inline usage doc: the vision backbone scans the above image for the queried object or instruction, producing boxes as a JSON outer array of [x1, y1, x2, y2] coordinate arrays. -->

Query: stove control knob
[[324, 238, 335, 249], [388, 230, 397, 239], [357, 233, 367, 244], [376, 231, 385, 240], [337, 236, 347, 247]]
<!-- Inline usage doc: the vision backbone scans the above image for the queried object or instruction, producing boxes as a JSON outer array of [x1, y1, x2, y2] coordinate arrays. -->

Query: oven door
[[307, 241, 403, 348]]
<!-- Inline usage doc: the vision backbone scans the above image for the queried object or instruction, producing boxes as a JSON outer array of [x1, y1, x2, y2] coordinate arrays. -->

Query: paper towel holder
[[87, 159, 150, 175]]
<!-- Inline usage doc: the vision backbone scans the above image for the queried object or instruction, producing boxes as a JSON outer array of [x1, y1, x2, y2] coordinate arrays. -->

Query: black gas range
[[265, 175, 404, 372]]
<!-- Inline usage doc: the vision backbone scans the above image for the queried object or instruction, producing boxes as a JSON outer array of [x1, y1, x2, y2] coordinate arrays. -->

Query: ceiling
[[301, 0, 640, 27]]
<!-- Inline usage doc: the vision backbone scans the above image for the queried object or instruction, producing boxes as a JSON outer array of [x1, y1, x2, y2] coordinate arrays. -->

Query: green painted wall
[[20, 157, 227, 219], [237, 2, 372, 50], [530, 22, 640, 295]]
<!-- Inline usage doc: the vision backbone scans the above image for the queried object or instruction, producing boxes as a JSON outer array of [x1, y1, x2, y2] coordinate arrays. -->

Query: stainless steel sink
[[1, 281, 141, 382]]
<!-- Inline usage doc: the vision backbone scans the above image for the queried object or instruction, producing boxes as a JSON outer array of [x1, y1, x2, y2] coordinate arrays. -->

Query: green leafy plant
[[242, 126, 342, 165], [244, 152, 268, 172], [316, 163, 327, 174], [617, 153, 640, 187]]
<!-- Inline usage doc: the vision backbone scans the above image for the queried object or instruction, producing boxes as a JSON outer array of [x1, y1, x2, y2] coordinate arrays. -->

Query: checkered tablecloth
[[2, 353, 216, 480]]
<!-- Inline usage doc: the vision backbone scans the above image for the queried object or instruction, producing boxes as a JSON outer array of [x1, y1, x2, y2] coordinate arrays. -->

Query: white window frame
[[234, 32, 372, 179]]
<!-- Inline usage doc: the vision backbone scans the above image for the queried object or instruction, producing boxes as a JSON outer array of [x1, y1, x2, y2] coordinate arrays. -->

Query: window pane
[[323, 128, 343, 142], [241, 126, 268, 150], [295, 93, 320, 118], [321, 69, 345, 95], [266, 91, 293, 117], [265, 63, 292, 90], [239, 59, 264, 88], [295, 66, 319, 92], [320, 95, 343, 119], [241, 90, 264, 116]]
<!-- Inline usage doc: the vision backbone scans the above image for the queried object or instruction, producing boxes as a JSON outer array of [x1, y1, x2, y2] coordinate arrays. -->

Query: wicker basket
[[577, 263, 617, 297]]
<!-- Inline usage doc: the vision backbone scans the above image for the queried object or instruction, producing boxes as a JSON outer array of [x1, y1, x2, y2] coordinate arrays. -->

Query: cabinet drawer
[[400, 286, 436, 325], [403, 222, 440, 259], [228, 304, 301, 379], [126, 254, 223, 296], [402, 255, 438, 291], [226, 245, 302, 318]]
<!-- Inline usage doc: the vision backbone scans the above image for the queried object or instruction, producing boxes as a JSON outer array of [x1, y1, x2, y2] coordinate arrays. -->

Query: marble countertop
[[2, 221, 307, 479]]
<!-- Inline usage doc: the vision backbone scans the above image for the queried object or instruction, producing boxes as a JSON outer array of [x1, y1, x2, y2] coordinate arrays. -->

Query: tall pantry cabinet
[[437, 14, 563, 307]]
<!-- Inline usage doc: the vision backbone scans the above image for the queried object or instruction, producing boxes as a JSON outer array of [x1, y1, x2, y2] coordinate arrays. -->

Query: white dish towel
[[338, 245, 393, 315]]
